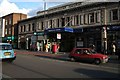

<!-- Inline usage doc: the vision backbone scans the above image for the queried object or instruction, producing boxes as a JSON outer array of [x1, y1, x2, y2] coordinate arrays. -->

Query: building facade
[[0, 18, 2, 42], [2, 13, 27, 48], [18, 2, 120, 54]]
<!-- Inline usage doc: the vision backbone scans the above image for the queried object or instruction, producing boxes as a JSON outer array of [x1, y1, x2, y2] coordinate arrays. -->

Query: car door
[[73, 49, 82, 61], [79, 49, 93, 62]]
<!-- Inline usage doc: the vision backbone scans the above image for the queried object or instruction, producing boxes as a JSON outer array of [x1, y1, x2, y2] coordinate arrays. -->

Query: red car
[[69, 48, 109, 64]]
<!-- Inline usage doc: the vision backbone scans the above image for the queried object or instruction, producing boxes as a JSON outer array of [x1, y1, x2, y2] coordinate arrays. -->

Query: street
[[2, 50, 120, 79]]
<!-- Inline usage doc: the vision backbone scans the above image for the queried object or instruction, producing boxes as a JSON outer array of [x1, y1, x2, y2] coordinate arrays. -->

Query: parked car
[[69, 48, 109, 64], [0, 43, 16, 62]]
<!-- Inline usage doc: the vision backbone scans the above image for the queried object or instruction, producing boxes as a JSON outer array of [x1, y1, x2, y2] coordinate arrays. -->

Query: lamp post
[[103, 9, 107, 54]]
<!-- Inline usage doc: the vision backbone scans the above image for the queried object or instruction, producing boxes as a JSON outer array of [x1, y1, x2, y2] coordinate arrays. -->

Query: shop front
[[2, 36, 18, 48], [18, 35, 26, 50], [107, 26, 120, 55], [74, 27, 102, 53], [44, 27, 74, 52], [34, 31, 46, 51]]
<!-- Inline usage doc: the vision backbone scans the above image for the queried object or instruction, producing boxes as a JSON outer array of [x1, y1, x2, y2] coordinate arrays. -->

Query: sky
[[0, 0, 119, 18], [0, 0, 67, 17]]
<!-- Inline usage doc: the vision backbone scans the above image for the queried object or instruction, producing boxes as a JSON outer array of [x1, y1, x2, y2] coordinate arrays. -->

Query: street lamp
[[103, 9, 107, 54]]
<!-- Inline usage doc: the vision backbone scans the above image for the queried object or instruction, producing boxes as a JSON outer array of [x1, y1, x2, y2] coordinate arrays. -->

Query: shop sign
[[57, 33, 61, 39], [77, 41, 83, 47], [6, 36, 14, 40], [34, 32, 44, 36]]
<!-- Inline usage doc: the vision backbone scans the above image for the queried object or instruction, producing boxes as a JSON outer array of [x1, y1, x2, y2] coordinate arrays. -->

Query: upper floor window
[[95, 11, 101, 23], [41, 22, 44, 30], [71, 16, 74, 26], [89, 12, 94, 24], [5, 20, 8, 25], [66, 17, 71, 27], [74, 15, 79, 25], [9, 19, 12, 24], [57, 19, 60, 28], [32, 23, 35, 31], [80, 15, 84, 25], [5, 29, 7, 35], [9, 28, 11, 35], [24, 25, 26, 32], [49, 20, 52, 28], [28, 24, 31, 31], [84, 14, 88, 24], [110, 9, 119, 21]]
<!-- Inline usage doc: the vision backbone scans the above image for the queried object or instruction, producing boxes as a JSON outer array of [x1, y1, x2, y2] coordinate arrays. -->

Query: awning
[[73, 28, 83, 32], [44, 27, 73, 33], [108, 26, 120, 31]]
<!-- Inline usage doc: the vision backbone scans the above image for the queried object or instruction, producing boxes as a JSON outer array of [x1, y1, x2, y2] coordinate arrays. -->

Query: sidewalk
[[14, 49, 70, 61], [14, 49, 119, 62]]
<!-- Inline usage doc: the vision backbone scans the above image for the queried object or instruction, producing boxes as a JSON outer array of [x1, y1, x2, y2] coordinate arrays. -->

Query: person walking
[[45, 43, 48, 52], [37, 42, 40, 51], [111, 43, 116, 55]]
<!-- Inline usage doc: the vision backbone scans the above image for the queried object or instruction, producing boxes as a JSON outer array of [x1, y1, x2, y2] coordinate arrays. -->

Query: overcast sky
[[0, 0, 119, 18]]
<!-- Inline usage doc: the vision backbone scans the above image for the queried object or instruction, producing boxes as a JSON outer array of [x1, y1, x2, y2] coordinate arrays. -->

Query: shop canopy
[[44, 27, 83, 34], [44, 27, 74, 33], [108, 26, 120, 31]]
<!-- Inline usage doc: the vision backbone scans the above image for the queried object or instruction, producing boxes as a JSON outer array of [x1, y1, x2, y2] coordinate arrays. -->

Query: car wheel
[[70, 57, 76, 62], [94, 59, 101, 65]]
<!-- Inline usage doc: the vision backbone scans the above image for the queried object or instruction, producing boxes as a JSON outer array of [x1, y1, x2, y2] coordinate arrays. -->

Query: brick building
[[1, 13, 27, 48]]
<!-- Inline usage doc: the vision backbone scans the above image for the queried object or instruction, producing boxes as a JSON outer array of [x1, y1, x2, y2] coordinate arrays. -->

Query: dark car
[[69, 48, 109, 64]]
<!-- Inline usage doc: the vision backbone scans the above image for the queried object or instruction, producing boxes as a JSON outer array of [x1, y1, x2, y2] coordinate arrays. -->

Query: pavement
[[14, 49, 119, 62], [14, 49, 70, 61]]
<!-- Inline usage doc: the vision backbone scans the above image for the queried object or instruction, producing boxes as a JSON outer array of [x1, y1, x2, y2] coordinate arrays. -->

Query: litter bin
[[52, 44, 57, 53]]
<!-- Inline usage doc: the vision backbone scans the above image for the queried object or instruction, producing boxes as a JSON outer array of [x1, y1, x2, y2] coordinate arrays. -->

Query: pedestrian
[[39, 42, 42, 51], [111, 43, 116, 55], [37, 42, 40, 51], [89, 44, 96, 53], [57, 43, 60, 52], [45, 43, 48, 52]]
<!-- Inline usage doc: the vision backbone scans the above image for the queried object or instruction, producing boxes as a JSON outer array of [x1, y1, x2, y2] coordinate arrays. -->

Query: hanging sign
[[57, 33, 61, 39]]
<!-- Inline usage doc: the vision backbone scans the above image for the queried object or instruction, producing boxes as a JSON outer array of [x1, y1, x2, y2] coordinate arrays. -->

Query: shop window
[[110, 9, 119, 21]]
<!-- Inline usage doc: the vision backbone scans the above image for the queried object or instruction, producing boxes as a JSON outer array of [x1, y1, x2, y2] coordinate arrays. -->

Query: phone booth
[[52, 44, 57, 53]]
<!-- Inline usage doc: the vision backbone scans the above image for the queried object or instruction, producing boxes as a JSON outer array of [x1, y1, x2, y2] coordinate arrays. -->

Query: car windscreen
[[0, 45, 12, 50]]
